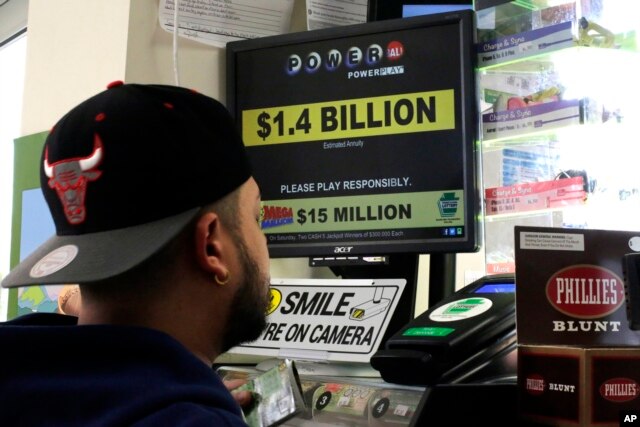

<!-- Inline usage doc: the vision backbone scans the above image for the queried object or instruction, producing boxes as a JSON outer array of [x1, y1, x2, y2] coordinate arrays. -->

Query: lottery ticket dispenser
[[370, 274, 517, 386]]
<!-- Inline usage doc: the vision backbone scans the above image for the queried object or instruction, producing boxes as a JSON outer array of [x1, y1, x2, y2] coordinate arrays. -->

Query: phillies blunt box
[[518, 345, 640, 426], [514, 226, 640, 346]]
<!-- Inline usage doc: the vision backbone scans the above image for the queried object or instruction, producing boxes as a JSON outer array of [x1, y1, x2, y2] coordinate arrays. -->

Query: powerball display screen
[[228, 13, 477, 257]]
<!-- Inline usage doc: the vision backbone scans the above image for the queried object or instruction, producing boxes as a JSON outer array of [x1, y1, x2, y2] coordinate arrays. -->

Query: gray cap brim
[[1, 207, 200, 288]]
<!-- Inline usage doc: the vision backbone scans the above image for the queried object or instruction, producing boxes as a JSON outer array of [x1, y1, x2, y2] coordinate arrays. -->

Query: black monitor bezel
[[226, 11, 481, 259], [367, 0, 473, 21]]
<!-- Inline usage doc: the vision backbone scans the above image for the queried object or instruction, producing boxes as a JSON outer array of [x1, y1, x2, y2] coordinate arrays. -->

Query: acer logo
[[334, 246, 353, 253], [546, 265, 624, 318]]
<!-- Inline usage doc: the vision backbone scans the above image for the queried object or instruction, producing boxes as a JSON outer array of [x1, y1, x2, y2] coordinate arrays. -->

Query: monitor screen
[[226, 10, 480, 259], [474, 283, 516, 293], [368, 0, 473, 21]]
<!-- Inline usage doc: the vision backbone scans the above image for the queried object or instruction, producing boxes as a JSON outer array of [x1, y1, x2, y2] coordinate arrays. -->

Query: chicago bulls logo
[[44, 134, 103, 224]]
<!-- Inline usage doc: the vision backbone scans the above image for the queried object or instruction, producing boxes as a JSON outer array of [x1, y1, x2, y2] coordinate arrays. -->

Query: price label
[[256, 109, 312, 141], [260, 191, 465, 233], [243, 90, 455, 146], [296, 207, 328, 225]]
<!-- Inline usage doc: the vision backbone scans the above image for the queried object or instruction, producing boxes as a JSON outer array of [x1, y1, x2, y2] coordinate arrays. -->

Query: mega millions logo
[[285, 40, 405, 79], [261, 204, 294, 229]]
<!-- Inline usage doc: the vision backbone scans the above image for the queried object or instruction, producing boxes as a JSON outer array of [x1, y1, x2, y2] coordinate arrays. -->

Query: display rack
[[475, 0, 640, 275]]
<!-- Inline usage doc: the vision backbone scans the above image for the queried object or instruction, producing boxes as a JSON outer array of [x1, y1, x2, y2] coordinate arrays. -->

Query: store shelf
[[479, 46, 640, 143], [476, 0, 640, 276]]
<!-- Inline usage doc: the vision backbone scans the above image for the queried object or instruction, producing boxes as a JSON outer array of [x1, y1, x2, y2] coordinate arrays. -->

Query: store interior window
[[0, 33, 27, 320]]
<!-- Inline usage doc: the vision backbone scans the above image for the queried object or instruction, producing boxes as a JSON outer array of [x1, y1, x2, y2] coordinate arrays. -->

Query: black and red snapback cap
[[1, 81, 252, 288]]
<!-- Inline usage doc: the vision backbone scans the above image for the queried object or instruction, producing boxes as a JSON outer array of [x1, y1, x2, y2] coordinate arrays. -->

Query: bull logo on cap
[[44, 134, 103, 225]]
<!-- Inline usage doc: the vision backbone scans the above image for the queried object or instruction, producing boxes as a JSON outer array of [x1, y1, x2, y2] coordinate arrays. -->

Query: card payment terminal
[[370, 274, 516, 386]]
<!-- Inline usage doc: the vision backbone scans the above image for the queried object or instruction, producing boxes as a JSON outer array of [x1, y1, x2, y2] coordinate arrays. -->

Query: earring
[[215, 271, 230, 285]]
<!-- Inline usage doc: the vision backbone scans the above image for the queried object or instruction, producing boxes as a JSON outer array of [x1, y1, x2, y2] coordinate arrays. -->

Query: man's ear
[[194, 212, 228, 280]]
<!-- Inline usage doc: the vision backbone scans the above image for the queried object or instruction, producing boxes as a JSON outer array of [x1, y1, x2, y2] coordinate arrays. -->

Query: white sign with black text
[[230, 278, 407, 363]]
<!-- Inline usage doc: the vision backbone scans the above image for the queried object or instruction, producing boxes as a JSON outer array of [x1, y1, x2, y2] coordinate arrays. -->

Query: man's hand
[[224, 378, 254, 409]]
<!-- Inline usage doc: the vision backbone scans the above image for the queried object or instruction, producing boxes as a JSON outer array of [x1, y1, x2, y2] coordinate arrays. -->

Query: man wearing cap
[[0, 82, 271, 426]]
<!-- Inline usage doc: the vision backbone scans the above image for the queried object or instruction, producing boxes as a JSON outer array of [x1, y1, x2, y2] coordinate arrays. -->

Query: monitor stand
[[327, 252, 457, 343], [328, 252, 419, 346], [428, 252, 456, 306]]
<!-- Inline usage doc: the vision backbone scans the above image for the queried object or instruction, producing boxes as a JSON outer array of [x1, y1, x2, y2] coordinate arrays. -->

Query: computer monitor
[[225, 10, 480, 262], [367, 0, 473, 22]]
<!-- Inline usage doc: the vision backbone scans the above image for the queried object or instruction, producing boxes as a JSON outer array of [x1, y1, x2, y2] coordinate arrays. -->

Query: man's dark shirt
[[0, 312, 247, 426]]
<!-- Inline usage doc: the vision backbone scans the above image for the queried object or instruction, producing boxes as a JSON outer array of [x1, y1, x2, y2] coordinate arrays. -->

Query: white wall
[[20, 0, 486, 317], [22, 0, 309, 124], [22, 0, 130, 135]]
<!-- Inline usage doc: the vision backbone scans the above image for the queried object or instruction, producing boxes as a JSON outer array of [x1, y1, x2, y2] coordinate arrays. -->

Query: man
[[0, 81, 271, 426]]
